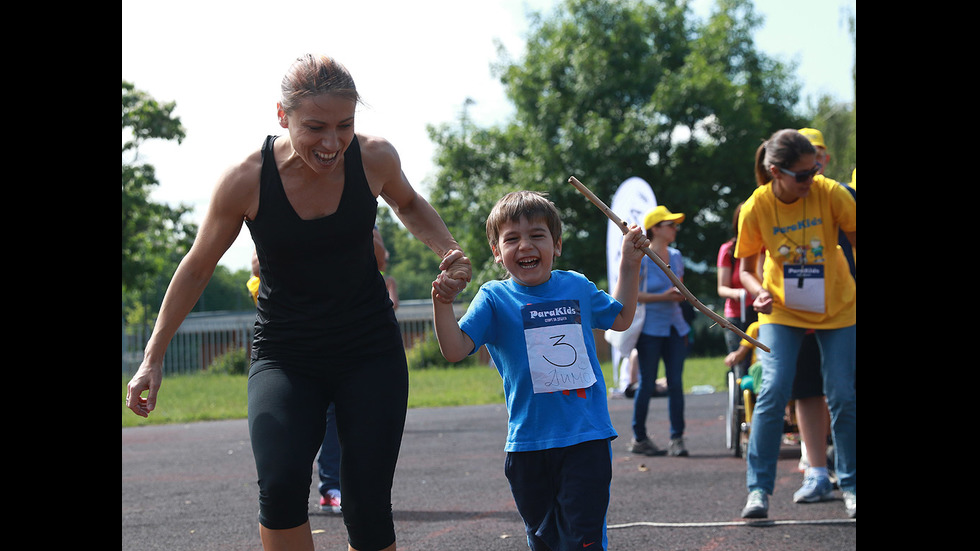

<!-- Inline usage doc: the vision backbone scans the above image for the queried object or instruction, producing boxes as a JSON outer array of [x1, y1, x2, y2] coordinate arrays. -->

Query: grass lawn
[[122, 355, 728, 427]]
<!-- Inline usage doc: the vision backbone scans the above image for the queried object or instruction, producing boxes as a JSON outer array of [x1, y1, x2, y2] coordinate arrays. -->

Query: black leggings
[[247, 351, 408, 550]]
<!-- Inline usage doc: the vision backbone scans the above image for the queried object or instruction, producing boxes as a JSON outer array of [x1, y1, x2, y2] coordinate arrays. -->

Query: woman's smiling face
[[278, 93, 356, 174], [492, 215, 562, 287]]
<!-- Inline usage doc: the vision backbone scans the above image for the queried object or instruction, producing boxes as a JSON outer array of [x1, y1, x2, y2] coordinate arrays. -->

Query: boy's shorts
[[504, 438, 612, 551]]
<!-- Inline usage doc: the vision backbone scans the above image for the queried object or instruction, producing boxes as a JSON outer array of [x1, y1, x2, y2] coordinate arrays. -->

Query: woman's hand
[[753, 289, 773, 314], [663, 287, 685, 302], [432, 250, 470, 303], [439, 249, 472, 282], [125, 361, 162, 418]]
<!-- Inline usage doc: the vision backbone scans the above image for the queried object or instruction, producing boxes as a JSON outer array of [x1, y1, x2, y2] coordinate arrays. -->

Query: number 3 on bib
[[522, 300, 597, 394]]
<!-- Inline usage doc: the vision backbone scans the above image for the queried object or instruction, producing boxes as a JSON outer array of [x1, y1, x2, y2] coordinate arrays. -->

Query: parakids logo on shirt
[[523, 301, 581, 328], [772, 216, 822, 236]]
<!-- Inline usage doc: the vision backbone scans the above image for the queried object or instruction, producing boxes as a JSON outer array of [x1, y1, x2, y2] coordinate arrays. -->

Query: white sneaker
[[667, 437, 689, 457], [741, 489, 768, 519], [843, 490, 856, 518], [793, 474, 833, 503]]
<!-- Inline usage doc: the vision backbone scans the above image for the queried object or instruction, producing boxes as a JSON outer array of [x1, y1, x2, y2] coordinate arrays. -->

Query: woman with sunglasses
[[735, 129, 856, 520]]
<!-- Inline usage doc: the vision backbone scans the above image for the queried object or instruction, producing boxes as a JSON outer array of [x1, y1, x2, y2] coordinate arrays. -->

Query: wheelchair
[[725, 363, 798, 458]]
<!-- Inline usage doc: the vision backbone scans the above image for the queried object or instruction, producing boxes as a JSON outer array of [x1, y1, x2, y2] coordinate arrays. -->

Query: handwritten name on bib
[[521, 300, 597, 394]]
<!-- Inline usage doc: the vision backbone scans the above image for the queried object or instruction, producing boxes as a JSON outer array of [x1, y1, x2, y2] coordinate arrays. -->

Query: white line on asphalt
[[608, 519, 856, 529]]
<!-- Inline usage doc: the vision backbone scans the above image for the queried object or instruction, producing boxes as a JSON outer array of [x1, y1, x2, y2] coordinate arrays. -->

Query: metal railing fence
[[121, 300, 467, 376]]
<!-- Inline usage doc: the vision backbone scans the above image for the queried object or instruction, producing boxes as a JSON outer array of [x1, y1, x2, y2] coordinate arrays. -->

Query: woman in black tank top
[[125, 54, 472, 551]]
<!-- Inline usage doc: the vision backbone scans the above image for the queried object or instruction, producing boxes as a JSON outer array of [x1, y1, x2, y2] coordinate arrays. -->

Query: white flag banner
[[605, 177, 657, 392]]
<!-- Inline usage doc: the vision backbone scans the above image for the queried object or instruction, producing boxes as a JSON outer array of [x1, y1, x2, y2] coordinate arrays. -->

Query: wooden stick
[[568, 175, 770, 353]]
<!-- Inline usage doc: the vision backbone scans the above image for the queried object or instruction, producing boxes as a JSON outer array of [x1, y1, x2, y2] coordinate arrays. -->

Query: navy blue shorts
[[504, 438, 612, 551]]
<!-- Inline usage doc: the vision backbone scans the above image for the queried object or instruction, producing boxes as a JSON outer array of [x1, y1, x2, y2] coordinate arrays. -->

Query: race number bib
[[522, 300, 597, 394], [783, 264, 825, 313]]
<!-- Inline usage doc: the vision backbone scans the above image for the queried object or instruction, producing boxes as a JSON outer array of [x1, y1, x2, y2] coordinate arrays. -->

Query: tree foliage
[[123, 82, 254, 321], [122, 0, 857, 329], [805, 5, 855, 183], [192, 265, 256, 313], [807, 93, 855, 182], [122, 81, 197, 322], [376, 207, 446, 300], [425, 0, 808, 304]]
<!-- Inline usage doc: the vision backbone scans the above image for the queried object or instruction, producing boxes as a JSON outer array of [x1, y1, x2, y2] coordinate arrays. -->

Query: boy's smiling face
[[492, 215, 562, 287]]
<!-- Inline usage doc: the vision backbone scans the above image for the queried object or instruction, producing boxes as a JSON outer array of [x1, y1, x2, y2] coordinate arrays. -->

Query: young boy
[[431, 190, 647, 551]]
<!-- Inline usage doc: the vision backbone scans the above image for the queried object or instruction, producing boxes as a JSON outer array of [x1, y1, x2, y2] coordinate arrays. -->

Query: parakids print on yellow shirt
[[735, 175, 855, 329]]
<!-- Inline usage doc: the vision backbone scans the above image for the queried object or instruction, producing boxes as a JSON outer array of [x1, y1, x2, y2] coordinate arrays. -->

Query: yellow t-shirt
[[735, 175, 856, 329]]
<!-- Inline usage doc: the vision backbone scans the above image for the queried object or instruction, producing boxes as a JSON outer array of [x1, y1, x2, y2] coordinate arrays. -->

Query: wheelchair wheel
[[726, 370, 742, 457], [740, 388, 754, 458]]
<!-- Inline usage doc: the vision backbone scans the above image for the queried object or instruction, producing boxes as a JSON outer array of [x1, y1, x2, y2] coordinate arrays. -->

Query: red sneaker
[[320, 492, 341, 514]]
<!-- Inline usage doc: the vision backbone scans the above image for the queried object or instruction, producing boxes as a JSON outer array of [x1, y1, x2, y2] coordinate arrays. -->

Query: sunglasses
[[778, 162, 821, 183]]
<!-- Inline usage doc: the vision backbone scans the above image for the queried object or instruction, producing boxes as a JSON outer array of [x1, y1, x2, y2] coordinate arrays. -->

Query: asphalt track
[[122, 390, 856, 550]]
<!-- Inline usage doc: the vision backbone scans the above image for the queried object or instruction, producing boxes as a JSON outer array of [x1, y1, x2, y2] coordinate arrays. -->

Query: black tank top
[[245, 135, 401, 364]]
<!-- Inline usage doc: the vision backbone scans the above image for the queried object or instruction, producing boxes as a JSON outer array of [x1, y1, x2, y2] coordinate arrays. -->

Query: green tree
[[193, 266, 255, 312], [376, 206, 446, 300], [122, 81, 196, 323], [426, 0, 805, 306], [806, 93, 855, 181], [805, 6, 855, 182]]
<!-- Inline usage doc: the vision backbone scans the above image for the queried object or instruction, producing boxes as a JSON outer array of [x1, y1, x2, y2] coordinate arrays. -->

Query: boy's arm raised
[[610, 224, 648, 331]]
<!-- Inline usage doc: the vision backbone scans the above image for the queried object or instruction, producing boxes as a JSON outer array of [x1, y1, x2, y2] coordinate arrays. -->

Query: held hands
[[440, 249, 472, 282], [432, 249, 471, 304]]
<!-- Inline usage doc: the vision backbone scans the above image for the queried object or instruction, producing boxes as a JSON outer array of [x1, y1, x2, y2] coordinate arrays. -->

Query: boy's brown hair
[[485, 191, 563, 250]]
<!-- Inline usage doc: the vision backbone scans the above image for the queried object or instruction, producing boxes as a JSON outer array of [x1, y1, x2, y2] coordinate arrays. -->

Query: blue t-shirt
[[640, 248, 691, 337], [459, 270, 621, 452]]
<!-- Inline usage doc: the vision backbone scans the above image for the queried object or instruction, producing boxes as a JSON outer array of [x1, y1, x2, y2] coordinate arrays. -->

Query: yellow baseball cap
[[643, 205, 685, 230], [798, 127, 826, 149]]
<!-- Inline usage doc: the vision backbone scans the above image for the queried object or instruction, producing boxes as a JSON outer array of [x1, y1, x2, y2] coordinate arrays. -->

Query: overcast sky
[[122, 0, 856, 273]]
